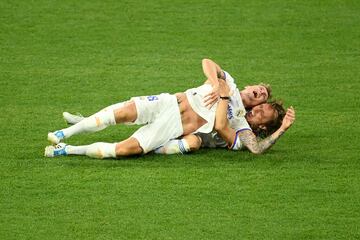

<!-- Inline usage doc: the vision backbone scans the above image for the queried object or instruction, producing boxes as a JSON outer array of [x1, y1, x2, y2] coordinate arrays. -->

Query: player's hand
[[280, 106, 295, 131], [204, 82, 220, 108]]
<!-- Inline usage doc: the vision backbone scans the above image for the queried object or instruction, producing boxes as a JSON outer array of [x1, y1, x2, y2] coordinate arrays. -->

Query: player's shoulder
[[223, 70, 234, 81], [230, 129, 250, 150], [223, 70, 237, 88]]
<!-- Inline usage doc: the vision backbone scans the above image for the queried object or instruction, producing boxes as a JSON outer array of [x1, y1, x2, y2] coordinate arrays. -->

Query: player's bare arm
[[213, 80, 238, 144], [215, 81, 296, 154], [202, 58, 224, 107], [202, 58, 225, 81], [238, 108, 295, 153], [216, 104, 296, 154]]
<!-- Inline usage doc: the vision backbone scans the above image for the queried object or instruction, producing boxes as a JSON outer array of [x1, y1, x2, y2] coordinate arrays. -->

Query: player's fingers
[[287, 114, 295, 121], [207, 103, 215, 109], [287, 108, 295, 113], [204, 97, 213, 105], [287, 112, 295, 118], [287, 109, 295, 117], [285, 115, 295, 123], [205, 93, 215, 101], [205, 91, 216, 98], [288, 115, 295, 123], [204, 93, 215, 101], [205, 100, 216, 109], [204, 99, 212, 107], [204, 96, 217, 107], [288, 116, 295, 122]]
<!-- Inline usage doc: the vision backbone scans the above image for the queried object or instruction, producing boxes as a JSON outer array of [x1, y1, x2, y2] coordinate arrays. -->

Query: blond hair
[[259, 82, 272, 99]]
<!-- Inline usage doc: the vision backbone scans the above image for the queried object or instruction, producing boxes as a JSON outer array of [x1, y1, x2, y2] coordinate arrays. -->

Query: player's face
[[241, 85, 269, 108], [246, 103, 277, 128]]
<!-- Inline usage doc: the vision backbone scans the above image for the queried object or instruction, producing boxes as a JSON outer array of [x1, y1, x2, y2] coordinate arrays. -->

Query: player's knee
[[184, 135, 201, 152], [115, 139, 143, 156], [115, 143, 131, 156], [114, 100, 137, 123]]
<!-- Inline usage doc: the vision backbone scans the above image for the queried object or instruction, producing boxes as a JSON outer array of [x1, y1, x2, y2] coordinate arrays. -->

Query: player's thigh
[[127, 94, 174, 125], [131, 110, 183, 154]]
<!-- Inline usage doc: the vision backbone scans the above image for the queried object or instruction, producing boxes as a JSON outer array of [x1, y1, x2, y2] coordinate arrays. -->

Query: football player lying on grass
[[156, 80, 295, 155], [44, 59, 271, 159]]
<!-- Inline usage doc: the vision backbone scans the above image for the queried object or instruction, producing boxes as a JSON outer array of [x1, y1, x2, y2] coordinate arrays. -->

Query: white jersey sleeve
[[229, 129, 251, 150], [223, 70, 237, 93]]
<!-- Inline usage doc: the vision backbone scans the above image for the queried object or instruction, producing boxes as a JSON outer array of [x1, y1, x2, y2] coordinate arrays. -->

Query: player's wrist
[[220, 96, 230, 100], [278, 127, 287, 134]]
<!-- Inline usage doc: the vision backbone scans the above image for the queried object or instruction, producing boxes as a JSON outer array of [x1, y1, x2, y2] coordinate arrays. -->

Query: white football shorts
[[130, 93, 183, 154]]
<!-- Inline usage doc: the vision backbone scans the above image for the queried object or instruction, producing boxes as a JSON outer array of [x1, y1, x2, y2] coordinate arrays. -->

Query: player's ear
[[258, 125, 267, 131]]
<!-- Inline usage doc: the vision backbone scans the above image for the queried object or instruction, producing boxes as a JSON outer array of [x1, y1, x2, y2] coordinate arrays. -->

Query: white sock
[[66, 143, 116, 159], [65, 145, 87, 155], [61, 109, 116, 139], [154, 139, 190, 154]]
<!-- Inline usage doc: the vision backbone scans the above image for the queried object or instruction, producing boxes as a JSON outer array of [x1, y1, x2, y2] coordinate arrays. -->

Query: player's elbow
[[202, 58, 213, 65], [248, 148, 264, 155], [251, 150, 263, 155], [214, 121, 227, 132]]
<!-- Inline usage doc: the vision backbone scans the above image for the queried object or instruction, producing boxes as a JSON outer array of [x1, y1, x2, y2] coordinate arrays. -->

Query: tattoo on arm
[[217, 70, 225, 80], [238, 130, 285, 154], [269, 130, 285, 144]]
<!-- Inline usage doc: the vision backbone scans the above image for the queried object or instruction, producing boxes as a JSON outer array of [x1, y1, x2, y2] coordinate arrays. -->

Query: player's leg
[[44, 137, 143, 159], [63, 101, 130, 125], [69, 137, 142, 158], [128, 94, 184, 154], [45, 94, 182, 158], [44, 142, 117, 158], [58, 93, 183, 151], [114, 137, 143, 156], [154, 134, 202, 154], [48, 101, 138, 144], [54, 94, 176, 145]]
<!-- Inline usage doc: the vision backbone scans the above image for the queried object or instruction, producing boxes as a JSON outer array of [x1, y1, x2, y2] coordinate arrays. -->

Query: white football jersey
[[223, 71, 251, 132], [214, 71, 252, 151], [185, 70, 251, 150], [185, 83, 217, 133], [223, 71, 252, 150]]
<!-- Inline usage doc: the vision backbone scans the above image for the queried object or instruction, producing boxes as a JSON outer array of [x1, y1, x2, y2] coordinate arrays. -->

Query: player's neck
[[240, 91, 250, 108]]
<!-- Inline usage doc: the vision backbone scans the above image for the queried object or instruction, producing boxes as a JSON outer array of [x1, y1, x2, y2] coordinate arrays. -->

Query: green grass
[[1, 0, 360, 239]]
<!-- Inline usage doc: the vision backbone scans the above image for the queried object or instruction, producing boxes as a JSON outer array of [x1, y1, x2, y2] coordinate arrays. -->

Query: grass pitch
[[1, 0, 360, 239]]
